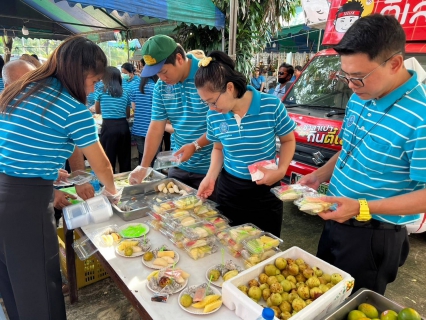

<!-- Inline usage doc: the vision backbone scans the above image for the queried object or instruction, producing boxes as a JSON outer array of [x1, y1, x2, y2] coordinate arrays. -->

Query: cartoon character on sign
[[334, 1, 364, 32]]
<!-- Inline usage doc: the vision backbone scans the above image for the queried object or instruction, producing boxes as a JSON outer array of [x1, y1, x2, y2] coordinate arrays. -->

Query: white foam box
[[222, 246, 355, 320]]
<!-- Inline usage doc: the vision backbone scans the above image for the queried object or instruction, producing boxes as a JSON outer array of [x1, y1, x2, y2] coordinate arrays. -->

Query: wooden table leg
[[63, 222, 78, 304]]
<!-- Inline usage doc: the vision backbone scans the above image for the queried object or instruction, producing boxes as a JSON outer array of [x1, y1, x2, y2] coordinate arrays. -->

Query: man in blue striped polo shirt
[[129, 35, 212, 189], [299, 14, 426, 295]]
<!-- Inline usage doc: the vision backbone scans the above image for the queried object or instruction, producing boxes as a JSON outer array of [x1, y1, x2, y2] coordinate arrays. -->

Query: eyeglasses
[[278, 72, 288, 76], [335, 51, 401, 87], [202, 92, 223, 109]]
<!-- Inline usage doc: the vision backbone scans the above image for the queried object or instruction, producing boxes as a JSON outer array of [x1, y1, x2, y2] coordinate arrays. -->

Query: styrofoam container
[[86, 195, 113, 223], [222, 246, 354, 320]]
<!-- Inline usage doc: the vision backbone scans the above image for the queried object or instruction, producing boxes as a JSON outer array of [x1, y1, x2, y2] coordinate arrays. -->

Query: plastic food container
[[241, 232, 282, 255], [270, 184, 317, 202], [294, 193, 337, 215], [67, 170, 93, 185], [162, 213, 200, 230], [184, 243, 219, 260], [153, 151, 181, 170], [181, 222, 218, 240], [203, 214, 231, 230], [240, 246, 282, 269], [86, 195, 113, 223], [146, 218, 164, 231], [148, 199, 177, 214], [173, 195, 205, 209], [324, 288, 425, 320], [192, 202, 220, 218], [221, 246, 355, 320], [183, 235, 217, 249], [72, 236, 99, 260]]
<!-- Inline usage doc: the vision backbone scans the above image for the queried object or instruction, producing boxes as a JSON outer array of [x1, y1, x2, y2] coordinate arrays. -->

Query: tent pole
[[126, 30, 130, 62], [221, 28, 225, 52], [317, 29, 322, 52], [228, 0, 238, 60]]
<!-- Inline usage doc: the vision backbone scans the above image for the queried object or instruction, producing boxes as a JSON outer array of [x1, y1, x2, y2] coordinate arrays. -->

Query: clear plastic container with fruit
[[185, 243, 219, 260], [162, 213, 201, 230], [172, 195, 206, 210], [241, 246, 282, 269], [92, 224, 121, 246], [183, 235, 217, 250], [146, 218, 165, 231], [146, 211, 164, 221], [159, 228, 186, 249], [148, 199, 177, 214], [270, 184, 317, 202], [192, 201, 220, 218], [203, 214, 231, 231], [241, 232, 283, 255], [294, 193, 337, 215], [181, 222, 218, 240]]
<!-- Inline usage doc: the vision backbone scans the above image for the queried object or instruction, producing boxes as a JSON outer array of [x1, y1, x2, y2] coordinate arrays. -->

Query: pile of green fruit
[[347, 303, 421, 320], [236, 257, 343, 320]]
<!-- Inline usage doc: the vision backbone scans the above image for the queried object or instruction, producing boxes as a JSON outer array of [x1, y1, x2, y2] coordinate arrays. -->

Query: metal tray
[[113, 170, 166, 195], [112, 178, 195, 221], [323, 288, 425, 320]]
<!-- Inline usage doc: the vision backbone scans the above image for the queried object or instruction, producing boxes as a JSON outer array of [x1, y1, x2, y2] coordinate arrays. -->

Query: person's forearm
[[206, 146, 223, 180], [81, 142, 115, 192], [194, 133, 210, 148], [277, 138, 296, 177], [141, 121, 166, 167], [369, 189, 426, 216], [68, 147, 85, 171], [314, 151, 340, 183]]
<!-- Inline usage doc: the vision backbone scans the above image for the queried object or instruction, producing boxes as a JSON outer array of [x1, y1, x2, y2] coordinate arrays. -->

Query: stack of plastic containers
[[216, 223, 281, 268], [180, 221, 219, 260]]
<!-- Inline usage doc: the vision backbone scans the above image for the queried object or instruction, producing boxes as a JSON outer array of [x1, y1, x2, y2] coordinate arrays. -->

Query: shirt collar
[[185, 53, 200, 81], [246, 85, 261, 115], [367, 70, 419, 110]]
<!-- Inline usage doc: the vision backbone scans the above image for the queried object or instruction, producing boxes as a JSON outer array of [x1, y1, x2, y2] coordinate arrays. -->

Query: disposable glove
[[128, 166, 153, 185]]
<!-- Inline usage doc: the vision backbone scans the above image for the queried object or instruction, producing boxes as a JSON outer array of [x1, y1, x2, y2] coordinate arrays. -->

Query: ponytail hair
[[121, 62, 136, 74], [195, 51, 247, 98]]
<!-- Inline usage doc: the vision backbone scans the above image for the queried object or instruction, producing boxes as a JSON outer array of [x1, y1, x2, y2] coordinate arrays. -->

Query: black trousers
[[100, 118, 131, 173], [168, 167, 206, 191], [317, 220, 409, 295], [0, 174, 66, 320], [216, 169, 283, 237]]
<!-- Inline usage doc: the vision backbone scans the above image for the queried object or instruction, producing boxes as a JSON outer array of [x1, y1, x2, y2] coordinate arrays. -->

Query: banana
[[147, 270, 159, 280]]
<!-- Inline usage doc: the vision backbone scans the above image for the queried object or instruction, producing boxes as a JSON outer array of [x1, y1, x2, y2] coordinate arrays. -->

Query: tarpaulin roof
[[0, 0, 225, 41]]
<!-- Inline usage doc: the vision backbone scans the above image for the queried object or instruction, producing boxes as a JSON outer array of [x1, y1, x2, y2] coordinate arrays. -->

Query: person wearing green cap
[[129, 35, 213, 190]]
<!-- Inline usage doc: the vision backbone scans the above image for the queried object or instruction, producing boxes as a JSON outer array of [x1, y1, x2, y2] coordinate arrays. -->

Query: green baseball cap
[[141, 35, 177, 77]]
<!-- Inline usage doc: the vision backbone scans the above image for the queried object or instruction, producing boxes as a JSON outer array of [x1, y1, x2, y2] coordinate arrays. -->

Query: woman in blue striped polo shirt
[[0, 36, 118, 320], [195, 51, 297, 237], [131, 75, 159, 163], [95, 66, 131, 173], [121, 62, 140, 93]]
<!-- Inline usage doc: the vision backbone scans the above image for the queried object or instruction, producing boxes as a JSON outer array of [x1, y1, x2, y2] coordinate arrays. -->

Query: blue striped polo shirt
[[206, 86, 296, 180], [0, 78, 4, 94], [0, 77, 99, 180], [131, 78, 155, 137], [151, 54, 212, 174], [95, 89, 130, 119], [328, 70, 426, 224], [86, 81, 104, 106], [122, 76, 140, 94]]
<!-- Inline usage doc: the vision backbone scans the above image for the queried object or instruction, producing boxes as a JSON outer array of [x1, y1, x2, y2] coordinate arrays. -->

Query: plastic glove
[[103, 186, 123, 205], [128, 166, 153, 185]]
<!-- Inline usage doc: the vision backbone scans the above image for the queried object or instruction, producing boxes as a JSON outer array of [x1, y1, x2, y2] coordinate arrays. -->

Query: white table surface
[[81, 214, 243, 320]]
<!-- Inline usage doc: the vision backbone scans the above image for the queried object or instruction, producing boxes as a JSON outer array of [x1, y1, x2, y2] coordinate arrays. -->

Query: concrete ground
[[1, 202, 425, 319]]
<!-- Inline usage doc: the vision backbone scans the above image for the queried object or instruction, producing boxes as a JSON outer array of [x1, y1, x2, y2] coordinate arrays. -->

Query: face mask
[[278, 77, 288, 84], [122, 73, 130, 81]]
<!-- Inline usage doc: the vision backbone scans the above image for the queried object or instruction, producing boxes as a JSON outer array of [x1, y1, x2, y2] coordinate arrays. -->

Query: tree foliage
[[174, 0, 300, 79]]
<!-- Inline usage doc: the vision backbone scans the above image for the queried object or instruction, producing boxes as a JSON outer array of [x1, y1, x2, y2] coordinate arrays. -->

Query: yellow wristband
[[356, 198, 372, 221]]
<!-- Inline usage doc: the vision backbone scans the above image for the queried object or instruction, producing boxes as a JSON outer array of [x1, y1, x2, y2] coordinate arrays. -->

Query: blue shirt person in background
[[299, 14, 426, 295], [195, 51, 296, 237], [250, 67, 265, 92], [121, 62, 140, 93], [273, 63, 294, 100], [291, 65, 302, 82], [95, 66, 131, 173], [0, 36, 117, 320], [131, 75, 159, 164], [129, 35, 213, 190]]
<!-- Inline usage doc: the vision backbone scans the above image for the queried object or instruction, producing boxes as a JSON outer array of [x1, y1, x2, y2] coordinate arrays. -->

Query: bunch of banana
[[191, 294, 223, 313], [118, 240, 139, 252], [147, 270, 160, 281], [157, 181, 189, 195]]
